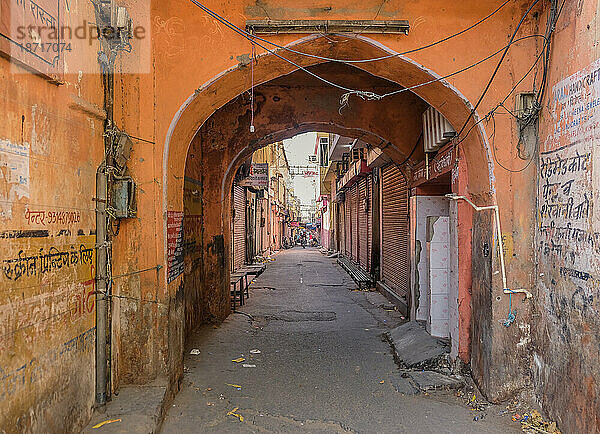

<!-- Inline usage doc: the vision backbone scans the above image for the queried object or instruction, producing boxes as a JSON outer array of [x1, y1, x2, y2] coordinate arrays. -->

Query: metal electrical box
[[111, 177, 136, 218], [113, 132, 133, 174]]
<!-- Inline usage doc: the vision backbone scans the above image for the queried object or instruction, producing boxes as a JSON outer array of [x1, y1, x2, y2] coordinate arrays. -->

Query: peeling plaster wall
[[533, 1, 600, 431], [0, 2, 104, 430], [162, 7, 540, 406], [0, 0, 561, 429]]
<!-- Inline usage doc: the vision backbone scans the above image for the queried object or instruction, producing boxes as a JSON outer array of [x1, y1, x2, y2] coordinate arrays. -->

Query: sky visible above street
[[283, 133, 319, 219]]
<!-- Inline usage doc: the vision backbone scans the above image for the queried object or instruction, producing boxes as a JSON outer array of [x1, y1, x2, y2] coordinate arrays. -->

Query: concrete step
[[82, 379, 168, 434], [385, 321, 450, 369]]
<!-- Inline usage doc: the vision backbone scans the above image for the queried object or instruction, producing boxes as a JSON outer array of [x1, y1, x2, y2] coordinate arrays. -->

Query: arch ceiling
[[165, 34, 495, 213]]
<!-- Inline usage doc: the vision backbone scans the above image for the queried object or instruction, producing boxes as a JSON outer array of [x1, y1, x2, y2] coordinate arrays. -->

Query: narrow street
[[4, 2, 600, 431], [162, 248, 517, 434]]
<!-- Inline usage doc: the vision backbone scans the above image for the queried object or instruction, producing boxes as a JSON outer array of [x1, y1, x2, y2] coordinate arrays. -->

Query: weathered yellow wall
[[0, 1, 104, 429]]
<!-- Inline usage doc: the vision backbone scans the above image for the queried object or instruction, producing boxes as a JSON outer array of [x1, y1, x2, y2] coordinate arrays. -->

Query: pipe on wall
[[444, 194, 533, 299], [95, 165, 108, 405]]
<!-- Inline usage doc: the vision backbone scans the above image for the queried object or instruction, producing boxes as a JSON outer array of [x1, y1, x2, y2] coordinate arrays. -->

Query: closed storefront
[[358, 176, 369, 271], [349, 183, 358, 261], [380, 164, 410, 306], [337, 201, 346, 254], [366, 175, 373, 272], [344, 194, 352, 257], [232, 182, 246, 271]]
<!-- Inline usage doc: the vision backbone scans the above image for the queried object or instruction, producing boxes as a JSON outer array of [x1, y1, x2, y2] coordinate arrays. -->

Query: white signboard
[[239, 163, 268, 189]]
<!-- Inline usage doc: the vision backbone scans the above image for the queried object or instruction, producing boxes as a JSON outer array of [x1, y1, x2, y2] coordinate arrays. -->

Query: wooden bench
[[244, 264, 266, 275], [337, 256, 373, 290], [238, 264, 266, 298], [230, 273, 245, 310], [230, 264, 267, 308]]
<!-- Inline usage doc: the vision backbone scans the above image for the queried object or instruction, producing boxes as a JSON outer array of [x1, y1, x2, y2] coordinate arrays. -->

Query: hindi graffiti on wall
[[0, 232, 96, 410], [167, 210, 184, 283], [0, 235, 97, 335], [0, 0, 64, 76], [540, 57, 600, 318]]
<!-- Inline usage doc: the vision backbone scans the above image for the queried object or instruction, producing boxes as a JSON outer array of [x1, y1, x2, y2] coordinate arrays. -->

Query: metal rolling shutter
[[344, 196, 351, 257], [338, 201, 345, 253], [232, 183, 246, 271], [381, 164, 410, 302], [358, 177, 368, 271], [350, 184, 359, 261], [338, 202, 346, 254], [366, 174, 373, 272]]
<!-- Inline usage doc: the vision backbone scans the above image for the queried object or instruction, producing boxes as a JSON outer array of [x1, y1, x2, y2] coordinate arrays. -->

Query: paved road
[[161, 248, 519, 433]]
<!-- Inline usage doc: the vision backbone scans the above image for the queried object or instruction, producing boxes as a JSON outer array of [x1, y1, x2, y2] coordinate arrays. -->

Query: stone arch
[[165, 35, 494, 370], [164, 33, 495, 225]]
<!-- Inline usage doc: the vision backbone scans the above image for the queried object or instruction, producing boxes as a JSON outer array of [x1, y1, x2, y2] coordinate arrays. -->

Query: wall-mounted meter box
[[112, 177, 136, 218]]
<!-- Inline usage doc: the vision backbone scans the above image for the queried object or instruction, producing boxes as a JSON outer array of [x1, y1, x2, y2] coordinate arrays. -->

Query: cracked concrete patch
[[261, 310, 337, 322], [385, 321, 449, 368], [243, 409, 355, 433], [407, 371, 465, 391], [388, 374, 420, 395]]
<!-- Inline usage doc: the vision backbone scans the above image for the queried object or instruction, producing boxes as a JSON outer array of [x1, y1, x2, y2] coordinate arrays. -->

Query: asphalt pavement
[[161, 247, 519, 434]]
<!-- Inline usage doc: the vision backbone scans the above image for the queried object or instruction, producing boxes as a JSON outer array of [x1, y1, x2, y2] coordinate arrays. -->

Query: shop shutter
[[358, 177, 368, 271], [232, 183, 246, 271], [344, 194, 352, 257], [381, 164, 410, 303], [338, 201, 345, 254], [366, 175, 373, 272], [349, 184, 359, 261]]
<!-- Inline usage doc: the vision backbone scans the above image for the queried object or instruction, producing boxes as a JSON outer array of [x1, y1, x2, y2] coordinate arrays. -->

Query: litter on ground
[[227, 407, 244, 422], [92, 419, 121, 429]]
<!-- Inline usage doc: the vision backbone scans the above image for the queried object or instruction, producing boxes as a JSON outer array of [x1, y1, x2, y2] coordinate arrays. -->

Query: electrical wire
[[250, 32, 256, 132], [489, 114, 535, 173], [190, 0, 359, 95], [376, 35, 547, 99], [397, 132, 423, 166], [191, 0, 561, 173], [127, 134, 156, 144], [190, 0, 512, 64], [534, 0, 563, 109], [451, 0, 564, 170], [190, 0, 534, 101], [455, 0, 542, 139]]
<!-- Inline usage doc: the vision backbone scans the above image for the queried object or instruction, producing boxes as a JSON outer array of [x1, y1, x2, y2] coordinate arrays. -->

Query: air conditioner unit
[[423, 106, 455, 153]]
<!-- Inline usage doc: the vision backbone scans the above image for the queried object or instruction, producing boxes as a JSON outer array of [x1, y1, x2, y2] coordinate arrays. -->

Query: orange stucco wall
[[156, 0, 541, 406], [7, 0, 600, 431], [531, 2, 600, 431], [0, 1, 103, 430]]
